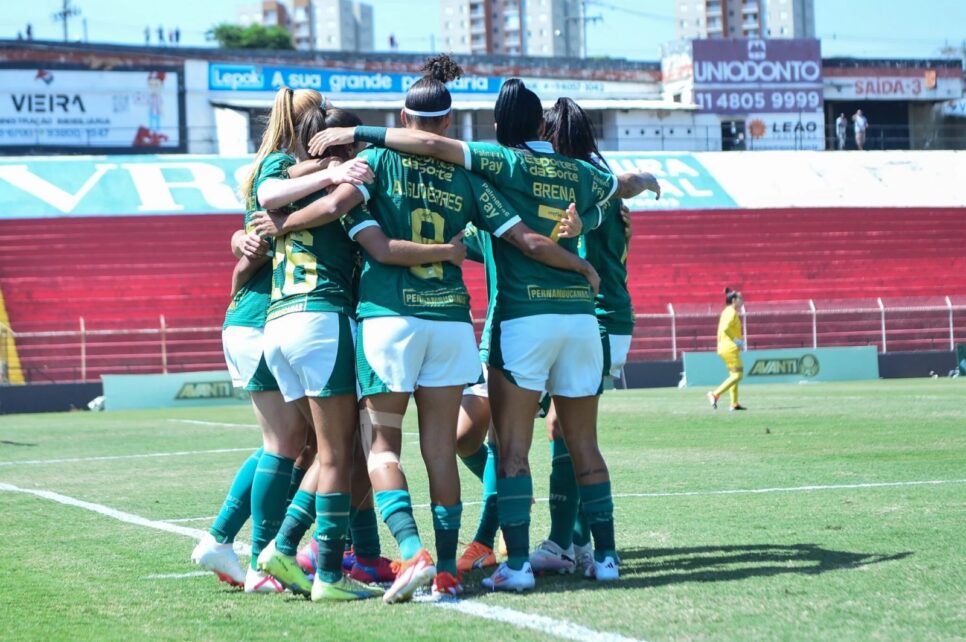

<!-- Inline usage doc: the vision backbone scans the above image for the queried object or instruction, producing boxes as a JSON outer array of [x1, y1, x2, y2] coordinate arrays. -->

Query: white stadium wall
[[1, 151, 965, 218]]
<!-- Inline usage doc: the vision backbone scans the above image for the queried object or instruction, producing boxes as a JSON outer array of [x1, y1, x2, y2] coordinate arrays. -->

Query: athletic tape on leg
[[363, 408, 404, 429], [367, 450, 402, 474]]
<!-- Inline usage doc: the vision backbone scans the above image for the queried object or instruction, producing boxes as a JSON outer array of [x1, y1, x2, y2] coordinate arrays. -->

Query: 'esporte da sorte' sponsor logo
[[748, 354, 820, 377]]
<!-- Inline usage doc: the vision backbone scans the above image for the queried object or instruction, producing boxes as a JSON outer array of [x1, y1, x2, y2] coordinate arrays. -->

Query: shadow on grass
[[463, 543, 911, 596]]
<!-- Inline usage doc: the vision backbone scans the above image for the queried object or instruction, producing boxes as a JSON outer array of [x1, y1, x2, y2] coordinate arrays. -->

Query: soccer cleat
[[457, 541, 498, 573], [257, 540, 312, 596], [529, 540, 576, 575], [431, 571, 464, 599], [349, 556, 397, 584], [311, 574, 385, 602], [573, 542, 595, 578], [383, 548, 436, 604], [594, 555, 620, 581], [191, 533, 245, 587], [244, 567, 285, 593], [706, 391, 718, 409], [482, 562, 535, 592], [730, 404, 748, 411], [296, 538, 318, 575]]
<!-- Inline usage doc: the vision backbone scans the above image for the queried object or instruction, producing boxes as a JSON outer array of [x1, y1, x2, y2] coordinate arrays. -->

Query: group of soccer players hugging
[[190, 54, 660, 603]]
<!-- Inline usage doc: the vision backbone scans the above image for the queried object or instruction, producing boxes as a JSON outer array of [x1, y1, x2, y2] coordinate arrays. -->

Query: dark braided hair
[[494, 78, 543, 151]]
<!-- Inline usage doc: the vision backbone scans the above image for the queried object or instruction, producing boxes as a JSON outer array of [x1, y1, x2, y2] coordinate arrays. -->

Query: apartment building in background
[[675, 0, 815, 40], [236, 0, 374, 52], [440, 0, 584, 57]]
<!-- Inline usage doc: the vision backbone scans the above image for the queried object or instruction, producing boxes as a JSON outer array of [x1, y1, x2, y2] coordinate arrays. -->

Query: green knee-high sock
[[350, 507, 381, 561], [432, 503, 462, 576], [275, 489, 315, 556], [287, 466, 307, 504], [579, 481, 616, 562], [473, 442, 500, 547], [547, 438, 579, 550], [497, 475, 533, 571], [210, 448, 262, 543], [459, 444, 488, 481], [249, 452, 294, 569], [314, 492, 351, 583], [375, 489, 423, 561]]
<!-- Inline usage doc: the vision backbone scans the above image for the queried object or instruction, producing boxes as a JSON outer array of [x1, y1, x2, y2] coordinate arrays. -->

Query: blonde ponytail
[[238, 87, 325, 209]]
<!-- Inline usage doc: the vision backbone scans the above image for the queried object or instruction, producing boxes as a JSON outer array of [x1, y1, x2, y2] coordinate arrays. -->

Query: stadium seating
[[0, 215, 238, 382], [2, 206, 965, 382], [624, 207, 966, 360]]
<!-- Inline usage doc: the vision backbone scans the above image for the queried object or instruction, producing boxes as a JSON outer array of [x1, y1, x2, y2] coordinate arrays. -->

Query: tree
[[207, 23, 294, 50]]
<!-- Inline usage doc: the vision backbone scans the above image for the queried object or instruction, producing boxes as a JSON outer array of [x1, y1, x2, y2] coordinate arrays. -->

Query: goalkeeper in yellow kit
[[707, 288, 748, 411]]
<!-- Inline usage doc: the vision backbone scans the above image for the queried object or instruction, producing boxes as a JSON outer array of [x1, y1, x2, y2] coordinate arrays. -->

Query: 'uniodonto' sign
[[692, 38, 824, 116]]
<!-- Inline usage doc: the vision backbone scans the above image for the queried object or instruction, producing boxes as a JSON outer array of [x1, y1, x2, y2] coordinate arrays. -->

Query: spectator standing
[[852, 109, 869, 151], [835, 113, 848, 150], [26, 23, 33, 39], [157, 25, 164, 44], [174, 27, 180, 44], [144, 26, 150, 45]]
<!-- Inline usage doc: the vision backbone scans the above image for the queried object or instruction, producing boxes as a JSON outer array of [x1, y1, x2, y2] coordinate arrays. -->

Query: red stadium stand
[[0, 215, 238, 382], [2, 206, 965, 382], [624, 207, 966, 361]]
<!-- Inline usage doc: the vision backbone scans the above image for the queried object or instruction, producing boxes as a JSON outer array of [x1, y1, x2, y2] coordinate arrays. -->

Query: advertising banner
[[744, 113, 825, 151], [692, 38, 825, 150], [0, 67, 183, 151], [682, 346, 879, 387], [825, 69, 962, 101], [692, 39, 824, 115], [207, 63, 656, 99], [0, 151, 736, 218], [102, 370, 249, 410]]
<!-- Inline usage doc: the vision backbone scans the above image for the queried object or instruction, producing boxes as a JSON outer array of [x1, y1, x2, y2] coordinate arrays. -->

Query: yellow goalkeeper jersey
[[717, 306, 742, 353]]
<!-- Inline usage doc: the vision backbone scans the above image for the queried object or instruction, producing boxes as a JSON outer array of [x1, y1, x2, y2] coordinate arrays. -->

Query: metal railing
[[2, 297, 964, 384], [642, 296, 966, 361]]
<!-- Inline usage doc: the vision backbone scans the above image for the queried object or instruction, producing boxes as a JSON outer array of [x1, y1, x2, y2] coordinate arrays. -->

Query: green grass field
[[1, 379, 964, 641]]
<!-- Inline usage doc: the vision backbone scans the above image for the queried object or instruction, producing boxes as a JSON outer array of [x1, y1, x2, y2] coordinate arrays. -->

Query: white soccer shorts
[[356, 316, 482, 396], [605, 333, 632, 379], [223, 325, 270, 390], [263, 311, 357, 402], [491, 313, 603, 397]]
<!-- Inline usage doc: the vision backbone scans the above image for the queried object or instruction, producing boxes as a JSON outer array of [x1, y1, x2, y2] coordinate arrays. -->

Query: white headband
[[404, 106, 452, 117]]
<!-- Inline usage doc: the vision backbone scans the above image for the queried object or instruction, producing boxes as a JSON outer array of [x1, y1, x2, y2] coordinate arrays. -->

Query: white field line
[[146, 571, 211, 579], [0, 482, 252, 556], [167, 419, 258, 429], [411, 478, 966, 509], [433, 598, 646, 642], [163, 516, 218, 523], [168, 418, 421, 438], [0, 447, 255, 467], [1, 481, 643, 642]]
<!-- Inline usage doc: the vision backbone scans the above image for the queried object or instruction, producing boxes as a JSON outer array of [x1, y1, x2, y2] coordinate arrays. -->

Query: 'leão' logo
[[748, 354, 820, 377]]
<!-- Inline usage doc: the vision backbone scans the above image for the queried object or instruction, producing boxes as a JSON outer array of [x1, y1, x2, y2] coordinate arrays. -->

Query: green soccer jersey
[[460, 140, 619, 320], [580, 198, 635, 335], [463, 223, 497, 362], [223, 151, 292, 329], [343, 147, 521, 323], [266, 187, 357, 322]]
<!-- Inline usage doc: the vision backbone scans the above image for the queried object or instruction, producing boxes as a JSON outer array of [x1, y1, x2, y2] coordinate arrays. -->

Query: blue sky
[[2, 0, 964, 60]]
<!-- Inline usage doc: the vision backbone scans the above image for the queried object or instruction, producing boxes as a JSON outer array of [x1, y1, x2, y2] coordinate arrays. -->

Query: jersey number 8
[[410, 208, 446, 280]]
